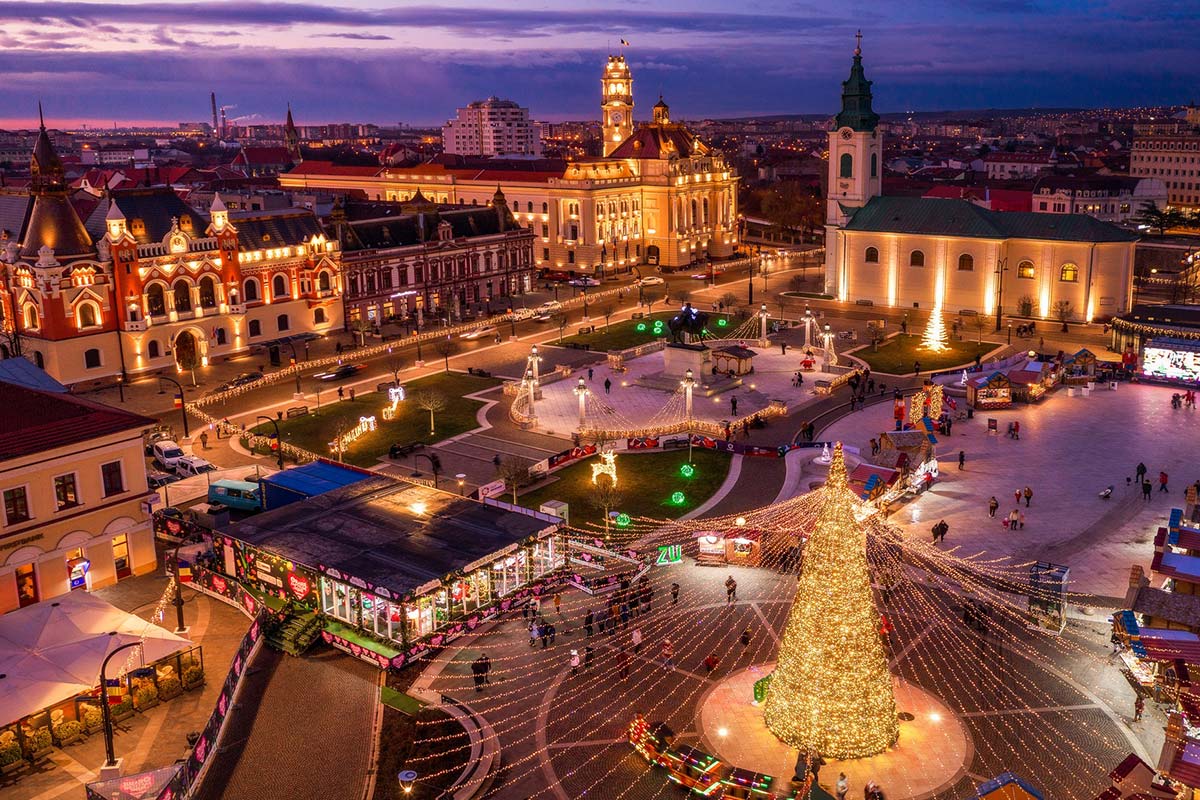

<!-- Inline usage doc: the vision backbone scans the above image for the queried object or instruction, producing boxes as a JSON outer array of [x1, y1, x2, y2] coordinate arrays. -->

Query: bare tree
[[719, 291, 739, 314], [586, 475, 624, 539], [672, 288, 691, 308], [601, 303, 617, 331], [552, 311, 569, 343], [434, 336, 458, 372], [497, 457, 531, 505], [385, 352, 404, 385], [642, 290, 662, 313], [971, 315, 987, 344], [413, 389, 447, 434], [1053, 300, 1073, 333], [349, 318, 374, 347]]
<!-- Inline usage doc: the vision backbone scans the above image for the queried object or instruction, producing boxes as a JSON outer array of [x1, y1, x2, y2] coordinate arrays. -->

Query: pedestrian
[[1160, 471, 1170, 493], [479, 653, 490, 685], [913, 359, 921, 375], [584, 645, 594, 670], [531, 596, 541, 617], [725, 575, 737, 603], [671, 582, 680, 605], [661, 639, 675, 669], [731, 396, 738, 416], [553, 591, 561, 615], [1018, 510, 1025, 529], [1013, 488, 1022, 505], [1136, 462, 1147, 482], [958, 450, 965, 470], [1008, 508, 1019, 530], [199, 431, 209, 450], [349, 387, 356, 401], [617, 646, 630, 679], [780, 342, 787, 355], [337, 386, 345, 400], [988, 496, 999, 518], [1134, 695, 1145, 722], [740, 628, 751, 649], [869, 437, 878, 456], [703, 653, 719, 673], [620, 602, 630, 629], [1012, 420, 1020, 439], [584, 609, 594, 638], [865, 780, 885, 800], [1143, 479, 1153, 501], [631, 627, 642, 653], [604, 377, 612, 395], [643, 586, 653, 613], [540, 621, 549, 649], [530, 620, 540, 648], [547, 622, 557, 645], [471, 656, 485, 691], [1023, 486, 1033, 507], [587, 367, 594, 380], [570, 649, 581, 674], [836, 772, 849, 800]]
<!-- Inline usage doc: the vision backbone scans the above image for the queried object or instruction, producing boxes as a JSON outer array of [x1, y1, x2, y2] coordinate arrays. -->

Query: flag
[[620, 38, 630, 46], [173, 393, 183, 409]]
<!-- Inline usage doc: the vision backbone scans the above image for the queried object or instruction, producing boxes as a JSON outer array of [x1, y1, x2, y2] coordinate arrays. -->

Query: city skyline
[[1, 0, 1197, 128]]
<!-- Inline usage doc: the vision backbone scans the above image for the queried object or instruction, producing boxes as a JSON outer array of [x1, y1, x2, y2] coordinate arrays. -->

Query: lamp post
[[574, 377, 589, 429], [758, 302, 769, 346], [116, 375, 125, 404], [157, 376, 190, 439], [398, 770, 418, 795], [282, 339, 302, 395], [528, 345, 541, 387], [257, 415, 285, 470], [681, 369, 696, 464], [1007, 322, 1012, 345], [456, 473, 466, 496], [994, 258, 1008, 332], [582, 286, 589, 321], [100, 636, 143, 773], [169, 545, 187, 633]]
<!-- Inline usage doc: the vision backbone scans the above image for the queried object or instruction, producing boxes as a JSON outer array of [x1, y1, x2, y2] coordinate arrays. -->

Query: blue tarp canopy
[[260, 461, 370, 510]]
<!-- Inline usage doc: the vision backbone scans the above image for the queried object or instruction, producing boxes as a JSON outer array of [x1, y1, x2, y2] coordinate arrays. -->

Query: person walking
[[540, 621, 550, 649], [584, 609, 594, 638], [725, 575, 737, 603], [731, 396, 738, 416], [616, 645, 630, 679], [553, 591, 562, 615], [1023, 486, 1033, 507], [703, 653, 719, 673], [199, 431, 209, 450], [337, 386, 345, 401], [620, 602, 630, 630], [547, 621, 557, 645], [479, 653, 491, 686], [631, 627, 643, 654], [471, 656, 486, 691], [569, 649, 581, 675], [932, 520, 949, 544], [604, 377, 612, 395], [913, 359, 921, 375], [836, 772, 849, 800], [1134, 694, 1145, 722], [1160, 471, 1170, 493], [661, 639, 675, 669], [988, 496, 999, 518], [1013, 488, 1022, 506], [1008, 508, 1020, 530], [740, 628, 751, 649], [671, 582, 680, 605], [587, 367, 594, 381], [958, 450, 965, 470], [1018, 510, 1025, 530], [1143, 479, 1153, 502], [530, 620, 540, 648], [1136, 462, 1147, 483], [584, 645, 594, 670]]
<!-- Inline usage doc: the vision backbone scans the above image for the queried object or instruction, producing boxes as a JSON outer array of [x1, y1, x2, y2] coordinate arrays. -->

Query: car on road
[[313, 363, 365, 381], [636, 276, 665, 287], [152, 440, 187, 469], [536, 301, 563, 314], [568, 277, 601, 287], [511, 307, 536, 321], [460, 325, 498, 340], [213, 371, 264, 393], [174, 455, 217, 478]]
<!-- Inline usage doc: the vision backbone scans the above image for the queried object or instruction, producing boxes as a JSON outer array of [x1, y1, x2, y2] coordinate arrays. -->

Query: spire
[[653, 95, 670, 125], [834, 31, 880, 133], [284, 104, 302, 164], [38, 100, 45, 130], [30, 105, 66, 194]]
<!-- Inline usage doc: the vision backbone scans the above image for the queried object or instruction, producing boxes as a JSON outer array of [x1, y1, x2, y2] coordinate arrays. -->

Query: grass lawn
[[251, 371, 499, 466], [852, 334, 998, 374], [517, 448, 731, 531], [555, 311, 739, 352]]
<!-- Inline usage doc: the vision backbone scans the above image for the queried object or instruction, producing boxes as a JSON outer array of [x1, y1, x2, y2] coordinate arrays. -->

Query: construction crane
[[219, 104, 236, 136]]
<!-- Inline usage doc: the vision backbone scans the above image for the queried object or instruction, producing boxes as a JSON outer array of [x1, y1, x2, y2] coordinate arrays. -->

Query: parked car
[[174, 456, 217, 478], [147, 470, 181, 490], [460, 325, 498, 340], [207, 479, 262, 512], [313, 363, 365, 381], [636, 276, 665, 287], [568, 277, 601, 287], [152, 440, 187, 469], [143, 429, 175, 455]]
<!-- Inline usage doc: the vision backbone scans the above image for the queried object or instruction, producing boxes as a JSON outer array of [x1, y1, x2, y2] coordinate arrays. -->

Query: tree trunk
[[429, 409, 435, 434]]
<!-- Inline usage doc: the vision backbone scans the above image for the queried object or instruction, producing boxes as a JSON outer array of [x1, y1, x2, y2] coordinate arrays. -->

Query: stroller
[[1099, 485, 1114, 500]]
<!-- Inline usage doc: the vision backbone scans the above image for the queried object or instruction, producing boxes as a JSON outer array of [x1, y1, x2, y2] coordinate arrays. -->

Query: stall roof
[[260, 460, 372, 500], [712, 345, 757, 359], [225, 474, 557, 598], [974, 771, 1044, 799]]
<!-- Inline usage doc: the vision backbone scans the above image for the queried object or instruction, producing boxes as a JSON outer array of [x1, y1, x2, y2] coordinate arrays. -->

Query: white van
[[152, 440, 186, 469]]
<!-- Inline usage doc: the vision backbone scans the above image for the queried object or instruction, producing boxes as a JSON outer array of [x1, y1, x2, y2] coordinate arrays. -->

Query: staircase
[[267, 611, 322, 656]]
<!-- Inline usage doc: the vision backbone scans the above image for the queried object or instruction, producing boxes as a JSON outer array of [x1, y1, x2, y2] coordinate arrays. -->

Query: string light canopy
[[762, 443, 898, 758]]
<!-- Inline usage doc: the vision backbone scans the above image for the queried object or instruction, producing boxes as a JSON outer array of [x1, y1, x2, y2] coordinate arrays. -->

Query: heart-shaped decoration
[[212, 575, 227, 594], [286, 571, 311, 599], [431, 635, 444, 647], [350, 643, 363, 656]]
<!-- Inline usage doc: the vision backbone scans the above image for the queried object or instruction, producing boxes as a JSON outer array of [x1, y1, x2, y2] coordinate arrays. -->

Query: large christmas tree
[[763, 443, 898, 758]]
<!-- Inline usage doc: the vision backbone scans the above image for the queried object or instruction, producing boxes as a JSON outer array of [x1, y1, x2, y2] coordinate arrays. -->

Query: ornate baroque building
[[279, 54, 740, 275], [823, 37, 1138, 321], [0, 117, 342, 386]]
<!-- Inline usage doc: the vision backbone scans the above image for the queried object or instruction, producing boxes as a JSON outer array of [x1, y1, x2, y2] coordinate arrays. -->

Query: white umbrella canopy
[[0, 592, 192, 726]]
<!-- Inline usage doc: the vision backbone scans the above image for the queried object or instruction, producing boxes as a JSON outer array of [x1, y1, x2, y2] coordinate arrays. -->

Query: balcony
[[122, 319, 147, 332]]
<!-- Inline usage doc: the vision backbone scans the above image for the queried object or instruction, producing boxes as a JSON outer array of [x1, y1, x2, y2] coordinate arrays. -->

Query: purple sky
[[2, 0, 1197, 128]]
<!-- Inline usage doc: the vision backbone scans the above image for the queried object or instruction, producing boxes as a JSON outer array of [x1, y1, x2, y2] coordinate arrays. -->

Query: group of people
[[1171, 390, 1196, 409], [986, 486, 1033, 531]]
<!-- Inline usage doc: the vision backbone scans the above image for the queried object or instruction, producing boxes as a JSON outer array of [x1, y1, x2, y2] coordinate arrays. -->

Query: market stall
[[967, 372, 1012, 409], [1007, 361, 1055, 403], [693, 529, 764, 567], [711, 345, 757, 376]]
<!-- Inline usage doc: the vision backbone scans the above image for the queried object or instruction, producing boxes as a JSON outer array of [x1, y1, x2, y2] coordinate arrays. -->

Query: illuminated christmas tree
[[763, 443, 898, 758], [921, 306, 949, 352]]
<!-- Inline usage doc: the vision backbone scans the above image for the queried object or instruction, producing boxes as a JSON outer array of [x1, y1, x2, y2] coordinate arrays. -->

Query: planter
[[133, 686, 159, 712], [182, 665, 205, 691], [80, 707, 103, 736], [157, 677, 182, 702], [52, 721, 83, 747], [0, 759, 27, 777], [0, 743, 25, 775], [27, 746, 52, 764], [24, 729, 52, 762], [111, 703, 134, 723]]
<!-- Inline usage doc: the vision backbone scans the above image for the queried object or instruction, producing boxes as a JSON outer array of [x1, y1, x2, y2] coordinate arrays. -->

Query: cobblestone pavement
[[191, 646, 378, 800]]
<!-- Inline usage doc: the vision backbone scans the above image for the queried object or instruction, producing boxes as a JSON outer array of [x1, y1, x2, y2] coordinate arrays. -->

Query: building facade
[[1031, 175, 1168, 223], [0, 382, 157, 614], [331, 190, 536, 324], [823, 41, 1138, 321], [442, 97, 543, 157], [0, 118, 343, 386], [1129, 129, 1200, 211], [279, 55, 739, 275]]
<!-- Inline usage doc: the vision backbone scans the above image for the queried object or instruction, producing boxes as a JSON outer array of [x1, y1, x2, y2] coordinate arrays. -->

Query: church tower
[[601, 55, 633, 156], [825, 31, 881, 226], [285, 104, 302, 164]]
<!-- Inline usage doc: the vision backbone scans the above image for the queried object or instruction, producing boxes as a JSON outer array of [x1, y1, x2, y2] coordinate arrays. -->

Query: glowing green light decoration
[[717, 318, 728, 327], [670, 491, 686, 505], [615, 512, 631, 528], [636, 322, 647, 332], [680, 463, 695, 478], [753, 672, 774, 704]]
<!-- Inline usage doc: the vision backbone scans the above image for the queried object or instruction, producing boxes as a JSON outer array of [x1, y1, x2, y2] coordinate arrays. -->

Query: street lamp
[[1007, 322, 1012, 345], [282, 339, 302, 395], [157, 376, 190, 438], [169, 545, 187, 634], [257, 415, 285, 470], [456, 473, 466, 496], [116, 375, 125, 404], [99, 635, 143, 771], [681, 369, 696, 464], [994, 258, 1008, 332], [398, 770, 418, 795]]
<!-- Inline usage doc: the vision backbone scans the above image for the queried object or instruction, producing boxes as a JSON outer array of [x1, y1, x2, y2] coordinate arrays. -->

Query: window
[[215, 327, 227, 345], [1060, 262, 1079, 282], [84, 348, 101, 369], [957, 254, 974, 271], [542, 248, 550, 262], [148, 340, 161, 358], [314, 308, 326, 324], [199, 276, 217, 308], [78, 302, 98, 328], [840, 153, 853, 178], [15, 563, 38, 607], [54, 474, 79, 510], [871, 153, 878, 178], [147, 284, 166, 316], [243, 279, 259, 302], [272, 274, 288, 299], [542, 202, 548, 213], [1017, 260, 1035, 279], [277, 314, 290, 331], [173, 280, 192, 312], [101, 461, 124, 496], [24, 305, 38, 329], [909, 250, 925, 267], [567, 251, 575, 264], [4, 486, 30, 524], [318, 271, 331, 292], [864, 247, 879, 263], [113, 534, 131, 580], [248, 319, 262, 337]]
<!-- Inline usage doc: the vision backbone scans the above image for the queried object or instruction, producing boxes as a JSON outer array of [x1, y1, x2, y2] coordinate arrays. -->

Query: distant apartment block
[[442, 97, 543, 157], [1130, 129, 1200, 210]]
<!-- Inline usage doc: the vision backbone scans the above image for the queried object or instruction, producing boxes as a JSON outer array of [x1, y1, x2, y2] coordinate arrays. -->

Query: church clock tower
[[825, 31, 881, 226], [601, 55, 633, 156]]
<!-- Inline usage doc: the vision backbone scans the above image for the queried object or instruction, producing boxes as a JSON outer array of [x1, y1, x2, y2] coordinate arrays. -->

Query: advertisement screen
[[1143, 344, 1200, 384]]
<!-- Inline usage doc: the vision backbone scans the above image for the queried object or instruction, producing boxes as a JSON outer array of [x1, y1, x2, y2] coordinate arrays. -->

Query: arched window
[[1017, 260, 1035, 279], [248, 319, 262, 337], [542, 202, 548, 213], [840, 153, 853, 178], [314, 308, 327, 324], [864, 247, 879, 263], [871, 153, 878, 178], [957, 254, 974, 271], [318, 271, 331, 292], [173, 279, 192, 311], [147, 283, 166, 316], [84, 348, 101, 369], [77, 302, 98, 328], [199, 276, 217, 308], [277, 314, 290, 331], [148, 340, 160, 358], [214, 328, 227, 345], [24, 305, 38, 329], [32, 351, 43, 369], [243, 279, 260, 302], [909, 250, 925, 267], [1060, 262, 1079, 282], [526, 201, 532, 213], [272, 274, 288, 299]]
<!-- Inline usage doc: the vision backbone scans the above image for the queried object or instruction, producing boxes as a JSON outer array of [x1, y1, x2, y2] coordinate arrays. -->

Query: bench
[[855, 299, 874, 306], [578, 326, 594, 335], [467, 367, 492, 378], [389, 442, 425, 459], [376, 381, 396, 393], [662, 438, 690, 450], [286, 406, 309, 419], [631, 312, 645, 320]]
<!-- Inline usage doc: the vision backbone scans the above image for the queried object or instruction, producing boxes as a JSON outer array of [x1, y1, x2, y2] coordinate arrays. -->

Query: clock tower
[[825, 31, 881, 226], [601, 54, 633, 156]]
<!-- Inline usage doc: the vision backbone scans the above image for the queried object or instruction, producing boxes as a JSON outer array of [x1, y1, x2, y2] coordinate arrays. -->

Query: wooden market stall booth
[[967, 372, 1013, 409]]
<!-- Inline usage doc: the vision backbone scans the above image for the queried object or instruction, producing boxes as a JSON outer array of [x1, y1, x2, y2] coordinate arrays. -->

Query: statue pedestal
[[662, 343, 711, 380]]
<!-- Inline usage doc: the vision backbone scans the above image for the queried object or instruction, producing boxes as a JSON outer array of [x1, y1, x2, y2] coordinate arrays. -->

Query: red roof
[[923, 185, 1032, 212], [0, 383, 156, 461], [1111, 753, 1154, 782], [234, 147, 291, 166], [608, 124, 708, 160], [285, 160, 382, 177], [1168, 740, 1200, 788]]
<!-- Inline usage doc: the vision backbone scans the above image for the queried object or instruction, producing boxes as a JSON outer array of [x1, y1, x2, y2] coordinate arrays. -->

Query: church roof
[[834, 41, 879, 133], [21, 193, 93, 259], [607, 124, 709, 160], [842, 196, 1139, 243]]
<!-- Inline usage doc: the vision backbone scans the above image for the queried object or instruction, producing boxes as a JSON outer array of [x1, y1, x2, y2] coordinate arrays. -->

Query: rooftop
[[0, 382, 156, 461]]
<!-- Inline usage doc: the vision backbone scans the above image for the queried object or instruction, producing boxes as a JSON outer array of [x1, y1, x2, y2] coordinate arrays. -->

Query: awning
[[0, 591, 192, 725]]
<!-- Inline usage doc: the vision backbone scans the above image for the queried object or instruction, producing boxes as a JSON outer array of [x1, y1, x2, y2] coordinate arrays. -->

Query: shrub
[[81, 706, 102, 729], [1016, 295, 1035, 317], [52, 720, 82, 742], [0, 742, 22, 766], [113, 699, 133, 717], [28, 728, 51, 753], [183, 665, 205, 687], [158, 676, 182, 697], [133, 685, 159, 709]]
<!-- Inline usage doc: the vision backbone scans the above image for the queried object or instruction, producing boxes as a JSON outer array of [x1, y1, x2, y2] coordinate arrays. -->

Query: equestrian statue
[[667, 302, 710, 345]]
